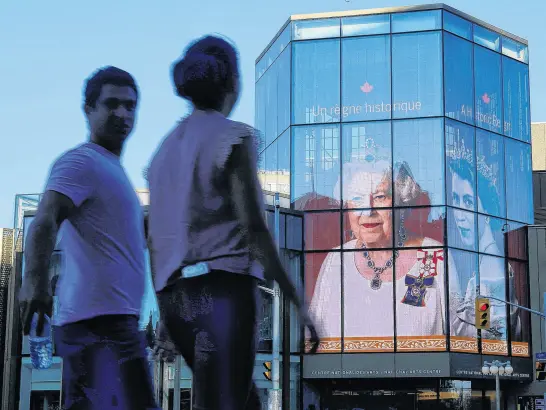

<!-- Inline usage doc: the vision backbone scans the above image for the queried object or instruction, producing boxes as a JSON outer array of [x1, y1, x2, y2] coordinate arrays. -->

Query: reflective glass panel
[[343, 249, 395, 352], [444, 32, 474, 124], [449, 249, 479, 353], [476, 129, 506, 218], [277, 129, 291, 197], [341, 36, 391, 122], [292, 40, 341, 124], [391, 10, 442, 33], [480, 254, 508, 355], [448, 208, 477, 251], [503, 57, 530, 142], [304, 211, 341, 251], [293, 18, 340, 40], [474, 24, 501, 52], [474, 46, 503, 134], [443, 11, 472, 40], [509, 259, 530, 357], [395, 207, 446, 247], [255, 78, 266, 145], [502, 36, 529, 63], [505, 138, 533, 224], [393, 118, 445, 206], [277, 47, 291, 135], [341, 14, 390, 37], [291, 124, 341, 210], [306, 252, 342, 352], [446, 120, 476, 212], [264, 139, 278, 192], [264, 61, 278, 147], [505, 221, 527, 260], [478, 214, 505, 257], [286, 214, 303, 251], [396, 247, 446, 352], [341, 121, 392, 210], [392, 32, 443, 118]]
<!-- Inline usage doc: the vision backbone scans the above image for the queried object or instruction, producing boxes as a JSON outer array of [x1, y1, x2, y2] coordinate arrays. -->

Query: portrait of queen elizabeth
[[307, 143, 450, 353]]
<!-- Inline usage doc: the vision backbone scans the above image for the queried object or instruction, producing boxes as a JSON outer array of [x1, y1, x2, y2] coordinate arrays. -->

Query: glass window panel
[[255, 78, 267, 145], [444, 33, 474, 124], [480, 254, 508, 356], [446, 120, 476, 212], [280, 249, 303, 353], [509, 259, 530, 357], [292, 40, 341, 124], [393, 118, 445, 206], [448, 209, 477, 251], [264, 63, 278, 147], [395, 207, 446, 247], [395, 247, 446, 352], [341, 36, 391, 122], [474, 46, 503, 133], [293, 18, 340, 40], [257, 287, 273, 351], [304, 212, 341, 250], [449, 249, 479, 353], [264, 139, 278, 193], [291, 124, 341, 211], [473, 24, 501, 52], [479, 215, 505, 257], [341, 14, 390, 36], [485, 390, 505, 410], [341, 121, 392, 209], [503, 57, 531, 142], [343, 208, 393, 249], [274, 23, 291, 56], [306, 252, 341, 352], [343, 249, 394, 352], [476, 129, 506, 218], [439, 383, 483, 409], [277, 47, 291, 135], [502, 36, 528, 63], [286, 214, 303, 251], [443, 11, 472, 40], [392, 32, 443, 118], [256, 56, 267, 81], [257, 151, 266, 190], [505, 221, 527, 260], [277, 129, 291, 197], [505, 138, 533, 223], [391, 10, 442, 33]]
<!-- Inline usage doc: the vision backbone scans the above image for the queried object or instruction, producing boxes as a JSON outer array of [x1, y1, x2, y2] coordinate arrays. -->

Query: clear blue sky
[[1, 0, 544, 229]]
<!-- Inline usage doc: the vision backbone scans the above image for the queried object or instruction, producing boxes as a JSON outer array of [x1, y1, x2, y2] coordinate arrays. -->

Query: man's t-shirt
[[46, 142, 146, 326]]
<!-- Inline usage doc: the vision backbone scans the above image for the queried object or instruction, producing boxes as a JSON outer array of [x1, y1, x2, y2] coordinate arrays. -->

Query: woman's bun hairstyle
[[172, 35, 239, 111]]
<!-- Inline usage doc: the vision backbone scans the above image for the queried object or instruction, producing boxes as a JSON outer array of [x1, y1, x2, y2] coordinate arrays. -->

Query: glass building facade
[[256, 4, 532, 409]]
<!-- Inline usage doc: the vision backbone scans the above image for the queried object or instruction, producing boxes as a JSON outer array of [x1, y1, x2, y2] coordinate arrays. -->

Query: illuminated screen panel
[[395, 248, 447, 352], [305, 252, 342, 353], [343, 249, 395, 353], [479, 254, 508, 356], [509, 259, 530, 357], [448, 249, 479, 353]]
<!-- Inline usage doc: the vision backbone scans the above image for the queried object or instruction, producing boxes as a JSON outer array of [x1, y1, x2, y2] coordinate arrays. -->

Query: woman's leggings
[[156, 270, 262, 410]]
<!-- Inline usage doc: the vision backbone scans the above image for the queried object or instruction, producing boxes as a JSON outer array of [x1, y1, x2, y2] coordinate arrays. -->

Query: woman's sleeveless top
[[147, 110, 265, 292]]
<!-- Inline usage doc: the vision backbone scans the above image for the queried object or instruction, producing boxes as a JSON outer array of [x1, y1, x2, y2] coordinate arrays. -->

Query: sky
[[1, 0, 545, 230]]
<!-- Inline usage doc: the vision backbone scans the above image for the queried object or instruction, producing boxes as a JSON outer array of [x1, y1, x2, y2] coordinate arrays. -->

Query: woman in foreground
[[147, 35, 319, 410]]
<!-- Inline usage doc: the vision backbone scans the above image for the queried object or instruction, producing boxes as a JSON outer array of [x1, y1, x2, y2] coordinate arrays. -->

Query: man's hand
[[301, 310, 320, 354], [152, 320, 178, 363], [20, 286, 53, 337]]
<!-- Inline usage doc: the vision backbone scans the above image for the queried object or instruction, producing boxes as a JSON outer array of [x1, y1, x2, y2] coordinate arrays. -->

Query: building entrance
[[323, 390, 438, 410]]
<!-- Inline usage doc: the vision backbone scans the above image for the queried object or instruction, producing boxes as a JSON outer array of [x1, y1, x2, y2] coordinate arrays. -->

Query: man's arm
[[23, 191, 75, 294]]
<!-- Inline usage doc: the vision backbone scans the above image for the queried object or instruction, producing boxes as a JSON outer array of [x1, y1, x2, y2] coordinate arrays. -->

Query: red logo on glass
[[482, 93, 491, 104], [360, 82, 374, 93]]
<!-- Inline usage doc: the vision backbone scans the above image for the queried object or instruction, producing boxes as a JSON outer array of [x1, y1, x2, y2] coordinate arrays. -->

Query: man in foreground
[[19, 66, 158, 410]]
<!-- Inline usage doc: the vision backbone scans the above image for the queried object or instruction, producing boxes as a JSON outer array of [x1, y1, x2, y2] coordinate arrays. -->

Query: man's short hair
[[84, 66, 139, 108]]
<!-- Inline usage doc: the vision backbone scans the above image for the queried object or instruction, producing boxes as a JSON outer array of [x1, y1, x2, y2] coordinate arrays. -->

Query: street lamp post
[[481, 360, 514, 410]]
